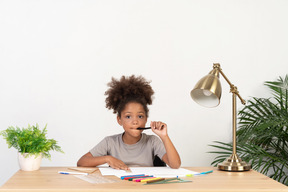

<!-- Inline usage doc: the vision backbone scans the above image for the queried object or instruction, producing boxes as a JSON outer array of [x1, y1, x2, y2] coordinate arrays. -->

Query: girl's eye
[[138, 115, 143, 119], [126, 115, 131, 119]]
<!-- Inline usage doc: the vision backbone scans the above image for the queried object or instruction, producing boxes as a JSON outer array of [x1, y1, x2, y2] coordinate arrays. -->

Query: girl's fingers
[[156, 121, 161, 128], [157, 122, 165, 130], [151, 121, 166, 129]]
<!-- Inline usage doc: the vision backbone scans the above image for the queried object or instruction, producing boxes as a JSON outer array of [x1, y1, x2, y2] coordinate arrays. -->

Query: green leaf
[[0, 124, 64, 160], [209, 75, 288, 185]]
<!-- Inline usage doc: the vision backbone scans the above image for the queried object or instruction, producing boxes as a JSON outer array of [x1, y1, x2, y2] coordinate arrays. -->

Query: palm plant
[[209, 75, 288, 185]]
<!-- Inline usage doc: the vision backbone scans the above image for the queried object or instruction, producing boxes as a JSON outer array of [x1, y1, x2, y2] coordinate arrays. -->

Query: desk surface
[[1, 167, 287, 192]]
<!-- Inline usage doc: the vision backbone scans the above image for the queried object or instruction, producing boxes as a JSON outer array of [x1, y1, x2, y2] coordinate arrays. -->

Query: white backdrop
[[1, 0, 288, 186]]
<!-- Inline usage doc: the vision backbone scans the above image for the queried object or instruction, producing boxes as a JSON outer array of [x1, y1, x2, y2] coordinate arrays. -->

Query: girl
[[77, 75, 181, 169]]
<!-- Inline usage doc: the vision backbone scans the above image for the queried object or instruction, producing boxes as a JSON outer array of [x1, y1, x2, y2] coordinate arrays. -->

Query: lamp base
[[217, 153, 251, 172]]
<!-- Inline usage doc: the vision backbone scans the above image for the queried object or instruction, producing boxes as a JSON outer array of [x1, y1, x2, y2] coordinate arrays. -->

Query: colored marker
[[141, 177, 162, 183], [129, 176, 153, 181], [124, 175, 150, 180], [134, 177, 155, 182], [121, 174, 145, 180], [186, 170, 213, 177], [145, 178, 165, 184], [58, 171, 88, 175]]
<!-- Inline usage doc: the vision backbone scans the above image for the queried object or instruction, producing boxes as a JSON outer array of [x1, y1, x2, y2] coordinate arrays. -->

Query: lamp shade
[[190, 69, 222, 108]]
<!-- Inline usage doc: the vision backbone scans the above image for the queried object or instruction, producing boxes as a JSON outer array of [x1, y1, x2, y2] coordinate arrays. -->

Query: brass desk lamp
[[190, 63, 251, 171]]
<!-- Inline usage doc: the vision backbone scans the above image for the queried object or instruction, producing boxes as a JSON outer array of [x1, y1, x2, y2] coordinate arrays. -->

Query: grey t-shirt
[[89, 133, 166, 167]]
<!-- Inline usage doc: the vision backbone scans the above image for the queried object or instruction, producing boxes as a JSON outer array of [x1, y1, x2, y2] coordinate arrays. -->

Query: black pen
[[137, 127, 151, 130]]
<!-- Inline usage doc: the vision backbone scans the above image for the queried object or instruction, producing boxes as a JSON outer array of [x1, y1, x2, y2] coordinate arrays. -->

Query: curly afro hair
[[105, 75, 154, 117]]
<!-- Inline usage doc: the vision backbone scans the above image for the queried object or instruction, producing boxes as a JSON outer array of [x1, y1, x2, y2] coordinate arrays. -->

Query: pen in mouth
[[136, 127, 151, 130]]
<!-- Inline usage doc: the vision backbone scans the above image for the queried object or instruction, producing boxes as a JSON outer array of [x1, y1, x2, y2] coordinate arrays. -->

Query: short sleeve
[[89, 137, 109, 157], [151, 135, 166, 160]]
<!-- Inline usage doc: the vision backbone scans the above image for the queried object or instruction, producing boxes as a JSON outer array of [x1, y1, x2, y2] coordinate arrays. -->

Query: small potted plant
[[0, 124, 63, 171]]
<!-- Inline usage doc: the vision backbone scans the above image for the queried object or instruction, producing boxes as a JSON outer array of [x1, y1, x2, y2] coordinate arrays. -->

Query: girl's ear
[[117, 116, 122, 126]]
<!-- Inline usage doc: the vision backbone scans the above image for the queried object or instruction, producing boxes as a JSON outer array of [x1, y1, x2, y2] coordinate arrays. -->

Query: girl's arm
[[77, 152, 129, 170], [150, 121, 181, 169]]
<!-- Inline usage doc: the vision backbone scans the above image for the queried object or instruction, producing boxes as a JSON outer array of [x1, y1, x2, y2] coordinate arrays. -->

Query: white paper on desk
[[130, 167, 198, 178], [99, 168, 133, 178], [99, 167, 198, 178]]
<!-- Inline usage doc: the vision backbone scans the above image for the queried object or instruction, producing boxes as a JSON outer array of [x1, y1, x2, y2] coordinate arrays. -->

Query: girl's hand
[[106, 156, 130, 170], [150, 121, 168, 138]]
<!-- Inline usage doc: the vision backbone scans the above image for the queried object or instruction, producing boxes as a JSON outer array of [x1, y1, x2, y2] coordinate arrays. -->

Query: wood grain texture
[[1, 167, 287, 192]]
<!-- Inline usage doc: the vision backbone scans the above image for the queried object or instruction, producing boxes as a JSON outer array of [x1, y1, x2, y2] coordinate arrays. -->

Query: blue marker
[[58, 171, 88, 175], [197, 170, 214, 175], [121, 174, 145, 180], [186, 170, 213, 177]]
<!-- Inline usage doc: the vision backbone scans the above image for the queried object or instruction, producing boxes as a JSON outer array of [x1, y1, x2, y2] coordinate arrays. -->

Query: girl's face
[[117, 102, 147, 138]]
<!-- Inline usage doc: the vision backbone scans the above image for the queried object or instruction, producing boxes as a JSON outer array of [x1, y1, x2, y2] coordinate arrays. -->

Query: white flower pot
[[18, 152, 42, 171]]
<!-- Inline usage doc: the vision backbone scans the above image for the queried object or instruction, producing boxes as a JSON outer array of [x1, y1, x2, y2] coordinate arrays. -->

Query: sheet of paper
[[130, 167, 198, 178], [99, 167, 198, 178], [99, 167, 132, 178]]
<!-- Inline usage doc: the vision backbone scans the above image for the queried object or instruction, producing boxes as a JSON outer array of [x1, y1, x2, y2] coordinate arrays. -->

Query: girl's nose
[[132, 118, 138, 125]]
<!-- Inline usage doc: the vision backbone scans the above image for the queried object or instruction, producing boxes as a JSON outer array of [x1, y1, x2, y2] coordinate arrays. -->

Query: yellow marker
[[140, 177, 162, 183], [145, 178, 165, 184]]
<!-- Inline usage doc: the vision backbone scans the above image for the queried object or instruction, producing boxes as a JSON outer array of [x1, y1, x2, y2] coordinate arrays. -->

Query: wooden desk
[[0, 167, 287, 192]]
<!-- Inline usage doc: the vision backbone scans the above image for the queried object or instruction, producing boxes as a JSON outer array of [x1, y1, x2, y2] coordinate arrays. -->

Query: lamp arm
[[214, 63, 246, 105]]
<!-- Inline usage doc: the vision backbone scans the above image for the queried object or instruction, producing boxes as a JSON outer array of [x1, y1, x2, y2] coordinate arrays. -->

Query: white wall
[[1, 0, 288, 186]]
